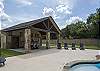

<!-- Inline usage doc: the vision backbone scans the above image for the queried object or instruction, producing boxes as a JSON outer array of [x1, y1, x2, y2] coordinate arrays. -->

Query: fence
[[42, 39, 100, 47]]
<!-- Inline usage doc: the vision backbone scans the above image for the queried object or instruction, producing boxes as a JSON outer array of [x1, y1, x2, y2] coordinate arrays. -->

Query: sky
[[0, 0, 100, 30]]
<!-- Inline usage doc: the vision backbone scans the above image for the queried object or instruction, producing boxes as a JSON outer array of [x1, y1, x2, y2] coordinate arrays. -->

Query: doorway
[[11, 36, 19, 49]]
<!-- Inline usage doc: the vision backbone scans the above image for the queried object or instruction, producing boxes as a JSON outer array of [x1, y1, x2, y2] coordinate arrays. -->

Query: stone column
[[57, 33, 60, 43], [1, 33, 6, 49], [24, 29, 31, 53], [46, 32, 50, 49], [40, 37, 42, 47], [57, 33, 61, 49]]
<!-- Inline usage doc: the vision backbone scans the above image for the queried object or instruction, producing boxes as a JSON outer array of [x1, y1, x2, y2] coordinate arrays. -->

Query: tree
[[86, 8, 100, 38], [61, 21, 88, 39], [61, 8, 100, 39]]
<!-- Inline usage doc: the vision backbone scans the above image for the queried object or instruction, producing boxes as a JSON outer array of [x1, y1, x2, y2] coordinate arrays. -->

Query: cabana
[[1, 16, 61, 52]]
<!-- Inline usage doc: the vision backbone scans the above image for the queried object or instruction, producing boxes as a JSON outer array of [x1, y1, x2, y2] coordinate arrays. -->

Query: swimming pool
[[69, 63, 100, 71], [63, 60, 100, 71]]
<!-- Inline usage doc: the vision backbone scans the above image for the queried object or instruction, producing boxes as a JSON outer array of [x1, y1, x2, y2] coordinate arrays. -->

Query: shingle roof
[[3, 17, 48, 32], [2, 16, 61, 33]]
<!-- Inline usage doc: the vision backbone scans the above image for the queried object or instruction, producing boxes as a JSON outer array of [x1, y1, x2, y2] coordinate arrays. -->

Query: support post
[[57, 33, 61, 49], [40, 37, 42, 47], [46, 32, 50, 49], [25, 29, 31, 53], [57, 34, 60, 43], [1, 32, 6, 49]]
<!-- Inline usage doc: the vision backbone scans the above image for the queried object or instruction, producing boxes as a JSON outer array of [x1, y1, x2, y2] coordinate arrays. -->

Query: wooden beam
[[49, 17, 61, 34], [48, 19, 49, 29], [49, 25, 53, 30], [31, 27, 56, 33], [43, 21, 48, 29]]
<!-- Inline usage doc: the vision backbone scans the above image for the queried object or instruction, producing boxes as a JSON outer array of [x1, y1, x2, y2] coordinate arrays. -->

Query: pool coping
[[62, 60, 100, 71]]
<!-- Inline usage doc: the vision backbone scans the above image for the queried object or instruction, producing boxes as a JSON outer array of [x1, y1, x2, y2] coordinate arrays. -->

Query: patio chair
[[0, 57, 6, 66], [31, 41, 39, 49], [64, 43, 68, 50], [80, 43, 85, 50], [57, 43, 61, 49], [72, 43, 76, 50], [34, 41, 39, 49]]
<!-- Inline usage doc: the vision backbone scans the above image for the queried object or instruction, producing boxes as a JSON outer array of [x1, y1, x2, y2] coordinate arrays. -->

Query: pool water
[[69, 63, 100, 71]]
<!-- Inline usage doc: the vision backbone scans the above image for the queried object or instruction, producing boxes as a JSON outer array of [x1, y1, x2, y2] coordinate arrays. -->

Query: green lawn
[[0, 49, 24, 57], [84, 46, 100, 50]]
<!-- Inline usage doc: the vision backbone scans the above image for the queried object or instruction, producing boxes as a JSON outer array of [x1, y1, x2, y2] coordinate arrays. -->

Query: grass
[[0, 49, 24, 57], [84, 46, 100, 50]]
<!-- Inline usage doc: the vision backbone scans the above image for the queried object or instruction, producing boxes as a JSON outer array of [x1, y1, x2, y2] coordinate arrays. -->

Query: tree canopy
[[61, 8, 100, 39]]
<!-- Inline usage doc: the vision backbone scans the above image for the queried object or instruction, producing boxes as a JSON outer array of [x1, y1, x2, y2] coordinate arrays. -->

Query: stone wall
[[1, 32, 6, 48], [8, 29, 25, 48], [0, 28, 42, 49]]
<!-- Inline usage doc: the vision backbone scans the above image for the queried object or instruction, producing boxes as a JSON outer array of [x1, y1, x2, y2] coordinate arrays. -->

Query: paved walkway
[[0, 48, 99, 71]]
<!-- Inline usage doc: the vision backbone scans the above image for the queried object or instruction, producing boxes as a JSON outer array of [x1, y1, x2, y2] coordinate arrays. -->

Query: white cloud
[[57, 16, 84, 29], [0, 0, 4, 1], [59, 24, 66, 29], [0, 0, 4, 30], [56, 4, 72, 14], [0, 1, 12, 22], [43, 7, 55, 16], [66, 16, 83, 25], [42, 0, 74, 19], [56, 0, 73, 15], [0, 21, 1, 30], [0, 1, 4, 17], [1, 13, 12, 22], [42, 7, 59, 19], [0, 0, 12, 29], [16, 0, 32, 6], [57, 0, 73, 8]]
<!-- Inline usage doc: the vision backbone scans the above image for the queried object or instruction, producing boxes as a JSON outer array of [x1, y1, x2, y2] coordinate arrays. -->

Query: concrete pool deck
[[0, 48, 99, 71]]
